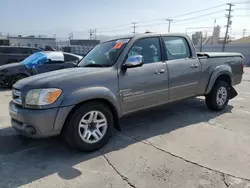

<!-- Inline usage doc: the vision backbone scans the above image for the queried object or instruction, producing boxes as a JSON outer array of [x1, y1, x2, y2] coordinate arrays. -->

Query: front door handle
[[155, 69, 165, 74], [190, 64, 199, 68]]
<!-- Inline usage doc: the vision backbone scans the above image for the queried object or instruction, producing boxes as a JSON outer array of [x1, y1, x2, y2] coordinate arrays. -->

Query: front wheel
[[205, 81, 230, 111], [63, 101, 114, 152]]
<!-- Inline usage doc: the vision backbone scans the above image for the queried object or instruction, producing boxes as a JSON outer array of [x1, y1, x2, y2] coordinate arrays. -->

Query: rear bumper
[[9, 102, 73, 138], [233, 74, 243, 86]]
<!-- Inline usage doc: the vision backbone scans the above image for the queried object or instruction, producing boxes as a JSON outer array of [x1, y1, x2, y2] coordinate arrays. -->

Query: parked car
[[0, 51, 82, 87], [9, 33, 244, 152], [0, 46, 42, 66]]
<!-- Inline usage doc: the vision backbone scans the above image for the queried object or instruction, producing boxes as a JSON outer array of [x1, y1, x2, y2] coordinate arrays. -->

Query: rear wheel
[[9, 74, 27, 88], [63, 101, 114, 151], [205, 81, 230, 111]]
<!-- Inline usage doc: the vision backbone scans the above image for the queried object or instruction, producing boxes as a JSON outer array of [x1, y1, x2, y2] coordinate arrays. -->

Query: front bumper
[[9, 101, 73, 138]]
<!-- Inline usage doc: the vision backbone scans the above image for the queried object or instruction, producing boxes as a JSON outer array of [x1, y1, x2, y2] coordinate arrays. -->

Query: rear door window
[[64, 54, 79, 62], [162, 36, 191, 60]]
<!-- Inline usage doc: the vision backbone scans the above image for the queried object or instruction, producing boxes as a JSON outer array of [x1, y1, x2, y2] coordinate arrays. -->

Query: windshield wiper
[[83, 64, 110, 67]]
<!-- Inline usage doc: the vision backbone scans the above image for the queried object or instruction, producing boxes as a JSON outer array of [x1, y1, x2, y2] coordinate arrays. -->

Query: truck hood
[[14, 67, 106, 89]]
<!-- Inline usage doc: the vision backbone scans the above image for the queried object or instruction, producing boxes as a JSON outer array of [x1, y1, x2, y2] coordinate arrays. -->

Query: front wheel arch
[[62, 98, 121, 133], [62, 101, 114, 151]]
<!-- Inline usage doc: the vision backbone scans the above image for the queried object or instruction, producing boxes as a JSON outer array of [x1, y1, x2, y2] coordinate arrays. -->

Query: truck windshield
[[78, 38, 130, 67]]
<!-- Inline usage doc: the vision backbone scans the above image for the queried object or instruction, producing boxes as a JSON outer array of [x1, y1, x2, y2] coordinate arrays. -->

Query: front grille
[[12, 88, 22, 105]]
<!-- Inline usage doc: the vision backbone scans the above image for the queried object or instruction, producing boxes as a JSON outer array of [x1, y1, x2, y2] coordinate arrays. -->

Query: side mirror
[[123, 55, 143, 69]]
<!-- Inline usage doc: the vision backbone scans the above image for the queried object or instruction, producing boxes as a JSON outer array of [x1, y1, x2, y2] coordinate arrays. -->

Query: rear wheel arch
[[215, 74, 232, 86], [206, 70, 233, 95]]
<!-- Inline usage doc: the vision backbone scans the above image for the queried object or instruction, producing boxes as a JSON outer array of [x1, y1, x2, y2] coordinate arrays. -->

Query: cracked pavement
[[1, 68, 250, 188]]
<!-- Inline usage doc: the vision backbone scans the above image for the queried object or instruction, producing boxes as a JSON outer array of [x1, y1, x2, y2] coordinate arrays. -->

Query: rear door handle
[[190, 64, 199, 68], [155, 69, 165, 74]]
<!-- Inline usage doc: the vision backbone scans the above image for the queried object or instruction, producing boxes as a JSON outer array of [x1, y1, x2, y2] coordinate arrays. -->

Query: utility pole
[[94, 28, 97, 40], [222, 3, 233, 52], [89, 29, 94, 40], [131, 22, 137, 35], [243, 29, 246, 37], [200, 32, 203, 52], [166, 19, 173, 33], [68, 33, 73, 40]]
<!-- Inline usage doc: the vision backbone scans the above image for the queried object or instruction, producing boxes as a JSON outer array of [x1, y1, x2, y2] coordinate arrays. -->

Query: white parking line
[[235, 109, 250, 115], [239, 92, 250, 95], [233, 97, 245, 101]]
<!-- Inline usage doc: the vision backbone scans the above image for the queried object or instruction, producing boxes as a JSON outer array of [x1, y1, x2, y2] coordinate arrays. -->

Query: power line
[[131, 4, 226, 24], [98, 24, 131, 32], [233, 14, 250, 17], [63, 3, 248, 37], [234, 8, 250, 10], [173, 10, 224, 23], [169, 4, 226, 19], [90, 3, 227, 33], [233, 1, 250, 4], [136, 10, 224, 29]]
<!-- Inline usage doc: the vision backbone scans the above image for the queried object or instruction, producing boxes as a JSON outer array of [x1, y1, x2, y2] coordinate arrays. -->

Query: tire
[[9, 74, 27, 88], [205, 81, 230, 111], [63, 101, 114, 152]]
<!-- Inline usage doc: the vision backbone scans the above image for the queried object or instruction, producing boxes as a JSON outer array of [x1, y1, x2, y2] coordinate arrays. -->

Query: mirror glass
[[124, 55, 143, 68]]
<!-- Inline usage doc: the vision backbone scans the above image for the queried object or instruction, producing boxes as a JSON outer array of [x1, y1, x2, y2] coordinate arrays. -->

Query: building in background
[[8, 35, 56, 49], [191, 26, 221, 45], [0, 36, 10, 46], [61, 39, 100, 56], [192, 32, 203, 45], [211, 25, 220, 44]]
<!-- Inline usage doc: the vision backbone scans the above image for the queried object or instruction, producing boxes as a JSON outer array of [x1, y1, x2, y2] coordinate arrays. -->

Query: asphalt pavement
[[1, 68, 250, 188]]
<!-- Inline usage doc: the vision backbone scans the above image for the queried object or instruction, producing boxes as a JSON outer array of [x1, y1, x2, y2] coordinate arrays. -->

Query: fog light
[[24, 126, 36, 135]]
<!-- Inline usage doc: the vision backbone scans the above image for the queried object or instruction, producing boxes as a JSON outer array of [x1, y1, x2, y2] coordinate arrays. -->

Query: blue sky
[[0, 0, 249, 39]]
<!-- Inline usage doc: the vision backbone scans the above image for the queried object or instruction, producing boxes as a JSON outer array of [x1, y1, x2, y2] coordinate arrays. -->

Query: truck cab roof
[[103, 32, 190, 43]]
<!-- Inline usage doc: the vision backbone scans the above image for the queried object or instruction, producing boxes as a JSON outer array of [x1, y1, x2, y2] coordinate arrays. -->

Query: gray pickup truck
[[9, 33, 244, 151]]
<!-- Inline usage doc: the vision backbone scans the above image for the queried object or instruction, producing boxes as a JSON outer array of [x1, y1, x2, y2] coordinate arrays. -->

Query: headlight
[[25, 88, 62, 105]]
